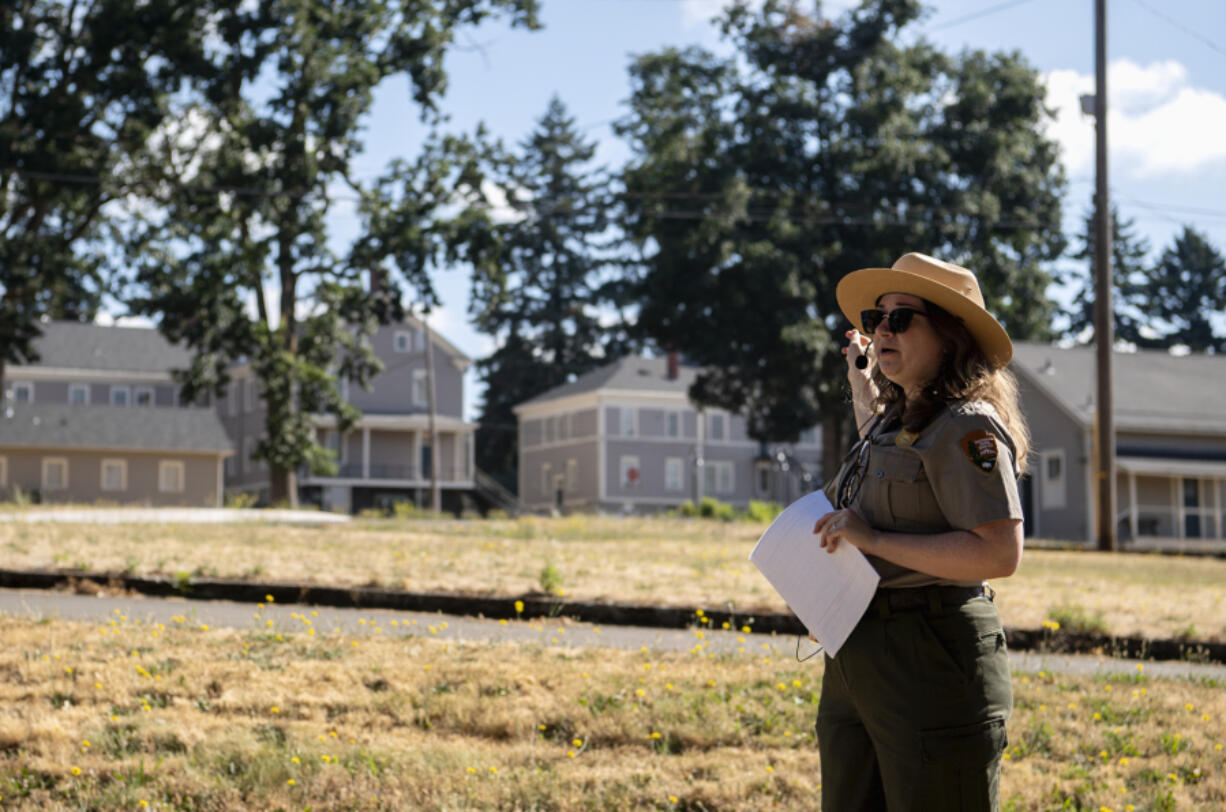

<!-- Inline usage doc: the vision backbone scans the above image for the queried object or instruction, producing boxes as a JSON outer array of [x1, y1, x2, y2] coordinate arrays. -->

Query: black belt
[[871, 585, 991, 615]]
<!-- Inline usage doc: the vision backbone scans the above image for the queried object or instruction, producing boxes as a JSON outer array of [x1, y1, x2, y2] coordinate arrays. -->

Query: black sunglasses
[[860, 307, 928, 334]]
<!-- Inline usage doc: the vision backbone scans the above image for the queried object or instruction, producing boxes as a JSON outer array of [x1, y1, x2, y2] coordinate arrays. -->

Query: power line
[[1129, 0, 1226, 59], [925, 0, 1043, 32]]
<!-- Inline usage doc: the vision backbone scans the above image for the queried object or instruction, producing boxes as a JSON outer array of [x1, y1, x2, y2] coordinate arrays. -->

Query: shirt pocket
[[871, 448, 946, 531]]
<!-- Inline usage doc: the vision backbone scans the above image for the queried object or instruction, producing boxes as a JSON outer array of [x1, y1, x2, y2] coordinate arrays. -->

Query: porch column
[[413, 431, 422, 481], [1172, 477, 1183, 540], [1128, 470, 1138, 542], [1214, 477, 1223, 540], [468, 431, 475, 482], [452, 431, 461, 483], [362, 427, 371, 479]]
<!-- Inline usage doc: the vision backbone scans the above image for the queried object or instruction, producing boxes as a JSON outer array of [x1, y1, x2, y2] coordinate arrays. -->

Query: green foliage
[[538, 561, 563, 595], [1046, 604, 1109, 636], [617, 0, 1066, 476], [1064, 200, 1156, 345], [472, 97, 637, 483], [0, 0, 211, 389], [743, 500, 783, 523], [225, 491, 259, 510], [698, 497, 736, 522], [125, 0, 542, 505], [1143, 226, 1226, 352]]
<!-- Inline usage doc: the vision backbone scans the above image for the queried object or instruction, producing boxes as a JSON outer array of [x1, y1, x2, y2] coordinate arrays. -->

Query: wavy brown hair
[[870, 300, 1030, 474]]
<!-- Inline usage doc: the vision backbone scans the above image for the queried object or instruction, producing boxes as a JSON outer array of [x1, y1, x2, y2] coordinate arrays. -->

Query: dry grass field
[[0, 609, 1223, 811], [2, 515, 1225, 641]]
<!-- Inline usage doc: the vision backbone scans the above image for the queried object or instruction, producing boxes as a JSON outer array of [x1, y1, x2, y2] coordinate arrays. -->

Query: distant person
[[811, 253, 1027, 811]]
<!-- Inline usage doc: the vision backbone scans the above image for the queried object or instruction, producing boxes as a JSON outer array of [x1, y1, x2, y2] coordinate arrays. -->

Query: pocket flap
[[871, 450, 923, 483], [921, 717, 1008, 764]]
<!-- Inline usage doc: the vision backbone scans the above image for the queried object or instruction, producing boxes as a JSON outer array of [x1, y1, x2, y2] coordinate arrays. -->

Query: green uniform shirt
[[832, 400, 1024, 589]]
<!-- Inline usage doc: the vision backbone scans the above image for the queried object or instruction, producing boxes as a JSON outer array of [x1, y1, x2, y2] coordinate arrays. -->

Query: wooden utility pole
[[1094, 0, 1118, 551]]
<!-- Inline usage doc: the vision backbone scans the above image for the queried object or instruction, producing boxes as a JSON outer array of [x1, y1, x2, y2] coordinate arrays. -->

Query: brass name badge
[[895, 430, 918, 448]]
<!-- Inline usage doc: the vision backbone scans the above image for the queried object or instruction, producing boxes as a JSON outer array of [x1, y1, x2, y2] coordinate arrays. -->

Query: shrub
[[539, 561, 563, 595], [1046, 604, 1109, 636], [742, 500, 783, 523], [698, 497, 736, 522]]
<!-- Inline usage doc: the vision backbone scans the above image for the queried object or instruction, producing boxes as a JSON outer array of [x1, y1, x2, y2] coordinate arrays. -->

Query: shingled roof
[[21, 322, 192, 373], [1012, 342, 1225, 435], [515, 355, 699, 409], [0, 403, 232, 454]]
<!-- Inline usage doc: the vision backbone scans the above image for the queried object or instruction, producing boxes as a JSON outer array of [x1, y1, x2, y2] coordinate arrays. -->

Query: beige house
[[1013, 342, 1226, 548], [1, 323, 232, 506]]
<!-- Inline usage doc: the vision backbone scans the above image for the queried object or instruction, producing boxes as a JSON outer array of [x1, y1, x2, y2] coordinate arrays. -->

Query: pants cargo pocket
[[916, 717, 1007, 812]]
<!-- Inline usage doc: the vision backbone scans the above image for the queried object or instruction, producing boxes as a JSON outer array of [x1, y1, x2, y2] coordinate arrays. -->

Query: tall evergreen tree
[[127, 0, 540, 506], [471, 97, 627, 487], [1143, 226, 1226, 353], [1063, 200, 1154, 346], [617, 0, 1066, 478], [0, 0, 210, 394]]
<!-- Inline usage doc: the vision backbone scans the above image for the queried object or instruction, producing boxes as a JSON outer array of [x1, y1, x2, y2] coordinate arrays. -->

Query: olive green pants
[[816, 592, 1012, 812]]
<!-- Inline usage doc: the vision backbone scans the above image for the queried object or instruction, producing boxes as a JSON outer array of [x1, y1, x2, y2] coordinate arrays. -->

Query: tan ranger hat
[[835, 252, 1013, 368]]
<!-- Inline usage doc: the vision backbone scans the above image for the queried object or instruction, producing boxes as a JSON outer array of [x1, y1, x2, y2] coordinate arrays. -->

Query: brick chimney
[[667, 351, 680, 381]]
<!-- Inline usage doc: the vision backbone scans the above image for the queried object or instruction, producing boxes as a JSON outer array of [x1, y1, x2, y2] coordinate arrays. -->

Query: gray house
[[1013, 342, 1226, 547], [220, 318, 479, 514], [513, 354, 822, 513], [1, 323, 232, 506]]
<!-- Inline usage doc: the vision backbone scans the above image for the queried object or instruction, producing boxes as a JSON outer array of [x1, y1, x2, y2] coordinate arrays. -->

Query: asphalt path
[[3, 588, 1224, 681]]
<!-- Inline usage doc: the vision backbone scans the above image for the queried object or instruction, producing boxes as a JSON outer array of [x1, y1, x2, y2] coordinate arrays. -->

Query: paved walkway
[[0, 508, 349, 524], [4, 588, 1224, 680]]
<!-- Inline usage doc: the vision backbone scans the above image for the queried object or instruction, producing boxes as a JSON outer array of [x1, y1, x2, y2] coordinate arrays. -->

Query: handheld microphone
[[854, 354, 868, 370]]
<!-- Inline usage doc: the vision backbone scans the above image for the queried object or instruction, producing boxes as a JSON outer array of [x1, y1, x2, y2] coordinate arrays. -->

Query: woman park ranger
[[812, 253, 1028, 811]]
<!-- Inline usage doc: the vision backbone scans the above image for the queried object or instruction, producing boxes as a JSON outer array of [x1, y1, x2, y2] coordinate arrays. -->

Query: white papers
[[748, 490, 880, 658]]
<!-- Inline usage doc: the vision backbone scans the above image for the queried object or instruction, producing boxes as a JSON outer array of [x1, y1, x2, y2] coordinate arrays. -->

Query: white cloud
[[1043, 59, 1226, 179]]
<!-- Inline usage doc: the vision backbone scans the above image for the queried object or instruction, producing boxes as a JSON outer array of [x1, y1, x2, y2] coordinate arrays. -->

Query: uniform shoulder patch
[[960, 430, 998, 473]]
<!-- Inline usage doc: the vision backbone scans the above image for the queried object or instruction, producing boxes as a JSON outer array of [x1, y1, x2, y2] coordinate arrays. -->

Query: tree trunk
[[269, 465, 298, 508]]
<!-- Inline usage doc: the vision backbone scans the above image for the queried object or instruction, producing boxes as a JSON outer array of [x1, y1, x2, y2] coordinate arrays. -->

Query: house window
[[416, 327, 427, 351], [159, 461, 185, 493], [665, 457, 684, 491], [704, 460, 734, 494], [42, 458, 68, 491], [412, 369, 428, 406], [757, 464, 771, 495], [100, 459, 128, 492], [1040, 449, 1066, 510], [243, 438, 257, 474], [227, 383, 238, 416], [559, 414, 570, 441], [545, 416, 556, 444], [540, 463, 552, 497], [134, 386, 154, 407], [620, 455, 641, 488], [110, 386, 130, 407], [666, 412, 680, 438], [620, 407, 635, 437], [69, 383, 90, 405], [243, 378, 256, 412], [708, 413, 725, 442], [800, 428, 818, 446], [566, 459, 579, 493], [394, 331, 412, 353], [12, 382, 33, 403], [225, 454, 236, 477]]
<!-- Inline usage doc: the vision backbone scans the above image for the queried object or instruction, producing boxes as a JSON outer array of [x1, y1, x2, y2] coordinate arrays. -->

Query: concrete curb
[[2, 567, 1223, 665]]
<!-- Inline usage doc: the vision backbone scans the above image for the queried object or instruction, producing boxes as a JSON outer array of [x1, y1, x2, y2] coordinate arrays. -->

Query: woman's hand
[[813, 509, 878, 555], [842, 329, 878, 432]]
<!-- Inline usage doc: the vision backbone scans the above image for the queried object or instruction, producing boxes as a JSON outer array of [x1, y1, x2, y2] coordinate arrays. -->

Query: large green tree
[[471, 96, 633, 487], [127, 0, 539, 505], [617, 0, 1066, 478], [1063, 200, 1155, 346], [0, 0, 209, 393], [1142, 226, 1226, 353]]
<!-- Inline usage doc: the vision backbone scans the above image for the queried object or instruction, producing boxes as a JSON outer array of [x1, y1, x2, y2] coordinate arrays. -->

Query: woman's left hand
[[813, 509, 877, 554]]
